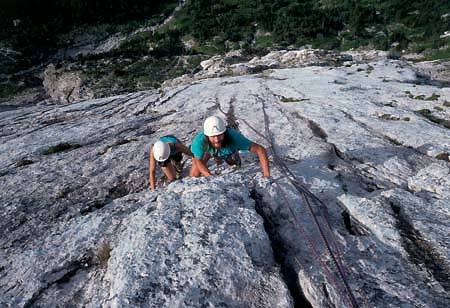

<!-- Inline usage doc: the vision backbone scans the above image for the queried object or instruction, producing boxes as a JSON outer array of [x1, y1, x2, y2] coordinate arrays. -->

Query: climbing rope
[[217, 96, 359, 307]]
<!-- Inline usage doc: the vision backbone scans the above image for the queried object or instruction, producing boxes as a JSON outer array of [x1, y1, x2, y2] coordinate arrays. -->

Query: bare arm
[[193, 157, 213, 177], [175, 142, 193, 156], [249, 143, 270, 177], [149, 145, 156, 190]]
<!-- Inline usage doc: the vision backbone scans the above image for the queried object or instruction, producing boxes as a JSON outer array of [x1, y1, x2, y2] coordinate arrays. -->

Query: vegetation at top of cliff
[[98, 0, 450, 61], [2, 0, 450, 66], [0, 0, 179, 71], [173, 0, 450, 54]]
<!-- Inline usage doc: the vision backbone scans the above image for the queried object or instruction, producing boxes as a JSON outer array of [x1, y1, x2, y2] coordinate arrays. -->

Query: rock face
[[162, 48, 411, 88], [0, 176, 292, 307], [1, 54, 450, 307], [42, 63, 94, 103], [106, 177, 292, 308], [413, 60, 450, 85]]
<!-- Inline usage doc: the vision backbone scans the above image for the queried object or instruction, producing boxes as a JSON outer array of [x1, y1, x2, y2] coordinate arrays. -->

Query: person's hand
[[263, 175, 274, 187], [254, 173, 273, 188]]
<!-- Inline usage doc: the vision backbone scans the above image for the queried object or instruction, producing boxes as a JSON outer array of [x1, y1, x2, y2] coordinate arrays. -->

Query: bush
[[116, 29, 184, 58], [42, 143, 81, 155], [0, 83, 22, 100]]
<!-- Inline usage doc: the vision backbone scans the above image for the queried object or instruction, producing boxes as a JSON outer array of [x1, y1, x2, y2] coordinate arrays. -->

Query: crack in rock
[[23, 257, 92, 308], [250, 190, 312, 308], [341, 210, 371, 236], [390, 200, 450, 293]]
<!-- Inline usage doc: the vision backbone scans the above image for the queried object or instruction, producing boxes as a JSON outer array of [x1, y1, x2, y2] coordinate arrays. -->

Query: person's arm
[[175, 142, 193, 156], [149, 145, 156, 190], [193, 157, 213, 176], [249, 143, 270, 177]]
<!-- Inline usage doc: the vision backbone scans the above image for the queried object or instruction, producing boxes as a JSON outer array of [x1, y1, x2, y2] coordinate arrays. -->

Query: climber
[[189, 116, 270, 178], [149, 135, 193, 190]]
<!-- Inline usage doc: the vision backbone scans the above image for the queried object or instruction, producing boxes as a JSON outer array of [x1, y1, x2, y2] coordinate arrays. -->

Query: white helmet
[[153, 141, 170, 162], [204, 116, 226, 136]]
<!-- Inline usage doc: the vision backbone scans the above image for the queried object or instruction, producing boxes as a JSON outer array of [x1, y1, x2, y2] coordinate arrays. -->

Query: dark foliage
[[1, 0, 450, 77], [0, 0, 178, 67], [179, 0, 450, 51]]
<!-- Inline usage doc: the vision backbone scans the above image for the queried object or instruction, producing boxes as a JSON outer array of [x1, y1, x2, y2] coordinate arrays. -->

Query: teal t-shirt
[[159, 135, 179, 156], [191, 128, 252, 159]]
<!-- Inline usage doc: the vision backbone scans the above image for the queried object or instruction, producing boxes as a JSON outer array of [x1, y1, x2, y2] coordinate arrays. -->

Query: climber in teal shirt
[[190, 116, 270, 177]]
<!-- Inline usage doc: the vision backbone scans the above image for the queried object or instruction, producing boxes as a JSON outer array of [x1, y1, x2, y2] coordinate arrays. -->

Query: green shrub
[[435, 152, 450, 161], [0, 83, 22, 100], [416, 109, 450, 129], [42, 143, 81, 155], [423, 46, 450, 61], [15, 159, 34, 167], [425, 93, 440, 101]]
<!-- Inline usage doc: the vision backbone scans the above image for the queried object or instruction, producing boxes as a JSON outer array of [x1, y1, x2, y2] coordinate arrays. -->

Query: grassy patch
[[279, 96, 310, 103], [443, 101, 450, 107], [280, 96, 300, 103], [310, 36, 341, 50], [422, 46, 450, 61], [378, 113, 400, 121], [95, 241, 112, 268], [42, 143, 81, 155], [115, 31, 154, 56], [220, 80, 240, 86], [435, 152, 450, 162], [383, 102, 396, 107], [406, 92, 440, 100], [98, 138, 138, 155], [425, 93, 440, 101], [15, 159, 34, 167], [191, 42, 226, 55], [416, 109, 450, 129], [384, 135, 403, 146], [0, 83, 22, 101], [416, 108, 432, 116], [254, 33, 277, 49]]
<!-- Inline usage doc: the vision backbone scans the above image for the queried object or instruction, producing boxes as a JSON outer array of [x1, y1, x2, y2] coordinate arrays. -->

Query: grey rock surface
[[413, 60, 450, 85], [42, 63, 94, 103], [1, 54, 450, 307]]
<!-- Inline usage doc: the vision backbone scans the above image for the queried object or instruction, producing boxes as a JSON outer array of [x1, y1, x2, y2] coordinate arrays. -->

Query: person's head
[[153, 141, 170, 162], [204, 116, 226, 149]]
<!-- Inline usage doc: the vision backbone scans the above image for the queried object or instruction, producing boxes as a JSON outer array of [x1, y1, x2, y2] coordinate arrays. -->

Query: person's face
[[208, 133, 225, 149]]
